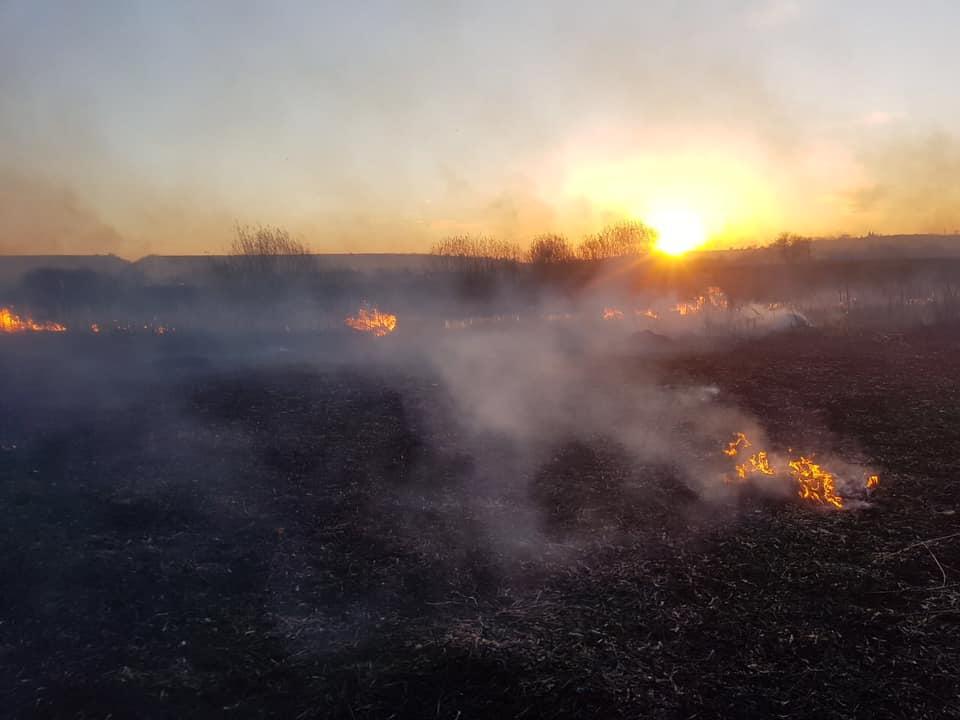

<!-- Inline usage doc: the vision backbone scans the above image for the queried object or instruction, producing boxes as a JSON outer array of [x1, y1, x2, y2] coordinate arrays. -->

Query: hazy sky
[[2, 0, 959, 256]]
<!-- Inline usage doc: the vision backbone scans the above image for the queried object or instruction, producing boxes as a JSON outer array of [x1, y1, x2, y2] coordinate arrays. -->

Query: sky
[[1, 0, 959, 257]]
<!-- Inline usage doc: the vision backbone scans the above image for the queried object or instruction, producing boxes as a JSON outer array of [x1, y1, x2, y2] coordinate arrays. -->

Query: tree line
[[431, 220, 658, 265]]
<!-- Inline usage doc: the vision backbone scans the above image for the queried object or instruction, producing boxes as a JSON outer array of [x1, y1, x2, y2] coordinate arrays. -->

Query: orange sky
[[2, 2, 959, 257]]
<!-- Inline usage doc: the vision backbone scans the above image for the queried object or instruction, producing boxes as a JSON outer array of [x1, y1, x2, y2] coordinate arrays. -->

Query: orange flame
[[722, 431, 878, 509], [0, 307, 66, 333], [345, 307, 397, 337], [674, 286, 728, 316], [637, 309, 659, 320], [751, 452, 775, 475], [602, 307, 624, 320], [723, 432, 750, 457], [674, 300, 701, 316], [789, 457, 844, 510], [732, 451, 776, 483]]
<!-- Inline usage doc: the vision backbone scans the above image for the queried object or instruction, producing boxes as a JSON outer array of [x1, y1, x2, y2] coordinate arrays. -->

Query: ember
[[89, 322, 174, 335], [345, 306, 397, 336], [0, 307, 67, 333]]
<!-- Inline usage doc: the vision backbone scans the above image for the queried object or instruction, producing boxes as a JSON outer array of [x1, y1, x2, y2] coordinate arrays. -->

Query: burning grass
[[593, 288, 729, 326], [673, 285, 728, 316], [0, 327, 957, 719], [0, 310, 179, 337], [721, 430, 879, 509], [345, 305, 398, 336], [0, 306, 66, 333]]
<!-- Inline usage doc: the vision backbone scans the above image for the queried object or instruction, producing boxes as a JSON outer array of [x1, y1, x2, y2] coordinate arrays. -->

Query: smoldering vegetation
[[5, 232, 960, 338], [1, 246, 960, 718]]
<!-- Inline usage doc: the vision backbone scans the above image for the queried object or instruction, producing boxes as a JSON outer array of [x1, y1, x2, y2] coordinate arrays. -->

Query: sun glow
[[557, 129, 782, 249], [649, 207, 708, 256]]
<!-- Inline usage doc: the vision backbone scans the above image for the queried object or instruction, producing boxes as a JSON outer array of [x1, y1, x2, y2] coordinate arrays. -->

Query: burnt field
[[1, 327, 959, 719]]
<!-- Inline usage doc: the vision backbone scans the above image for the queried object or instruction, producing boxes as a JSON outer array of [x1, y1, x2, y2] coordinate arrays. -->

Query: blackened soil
[[1, 329, 958, 719]]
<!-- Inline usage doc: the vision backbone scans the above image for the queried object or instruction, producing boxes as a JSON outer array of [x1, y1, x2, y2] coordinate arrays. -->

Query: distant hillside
[[2, 236, 960, 285], [701, 234, 960, 264], [0, 253, 446, 285], [811, 234, 960, 259], [0, 255, 131, 285], [133, 253, 444, 283]]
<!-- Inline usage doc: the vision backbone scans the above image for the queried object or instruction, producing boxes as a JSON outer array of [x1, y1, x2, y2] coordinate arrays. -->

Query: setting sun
[[649, 208, 708, 256]]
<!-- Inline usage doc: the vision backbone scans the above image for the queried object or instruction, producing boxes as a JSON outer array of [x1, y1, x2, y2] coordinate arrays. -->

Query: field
[[1, 325, 959, 719]]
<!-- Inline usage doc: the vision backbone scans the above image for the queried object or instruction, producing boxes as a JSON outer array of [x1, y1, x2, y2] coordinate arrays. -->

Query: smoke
[[4, 2, 960, 254], [367, 296, 789, 571], [0, 1, 826, 254], [0, 262, 887, 671], [844, 131, 960, 234], [0, 169, 125, 255]]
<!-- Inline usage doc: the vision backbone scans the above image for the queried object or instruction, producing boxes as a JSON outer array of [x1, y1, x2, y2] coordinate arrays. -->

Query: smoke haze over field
[[2, 0, 956, 699], [2, 2, 959, 255]]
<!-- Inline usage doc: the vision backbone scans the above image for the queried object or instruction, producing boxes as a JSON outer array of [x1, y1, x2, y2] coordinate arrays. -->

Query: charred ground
[[1, 327, 959, 719]]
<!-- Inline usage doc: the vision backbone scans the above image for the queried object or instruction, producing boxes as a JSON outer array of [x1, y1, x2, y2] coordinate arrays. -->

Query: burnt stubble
[[1, 326, 958, 719]]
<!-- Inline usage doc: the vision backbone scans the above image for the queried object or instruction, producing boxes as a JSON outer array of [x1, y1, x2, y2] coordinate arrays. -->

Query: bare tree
[[527, 234, 574, 264], [431, 234, 522, 270], [430, 234, 523, 301], [218, 223, 314, 297], [772, 232, 813, 263], [578, 221, 656, 260]]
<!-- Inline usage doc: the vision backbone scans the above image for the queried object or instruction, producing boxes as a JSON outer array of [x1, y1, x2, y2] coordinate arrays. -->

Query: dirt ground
[[1, 327, 958, 719]]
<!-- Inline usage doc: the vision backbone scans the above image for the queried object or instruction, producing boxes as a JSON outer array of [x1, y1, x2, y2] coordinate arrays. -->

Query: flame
[[723, 431, 750, 457], [674, 286, 729, 316], [721, 431, 878, 509], [345, 306, 397, 337], [732, 450, 776, 483], [602, 307, 624, 320], [789, 457, 844, 510], [637, 309, 660, 320], [0, 307, 66, 333], [743, 451, 775, 477], [674, 299, 701, 316]]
